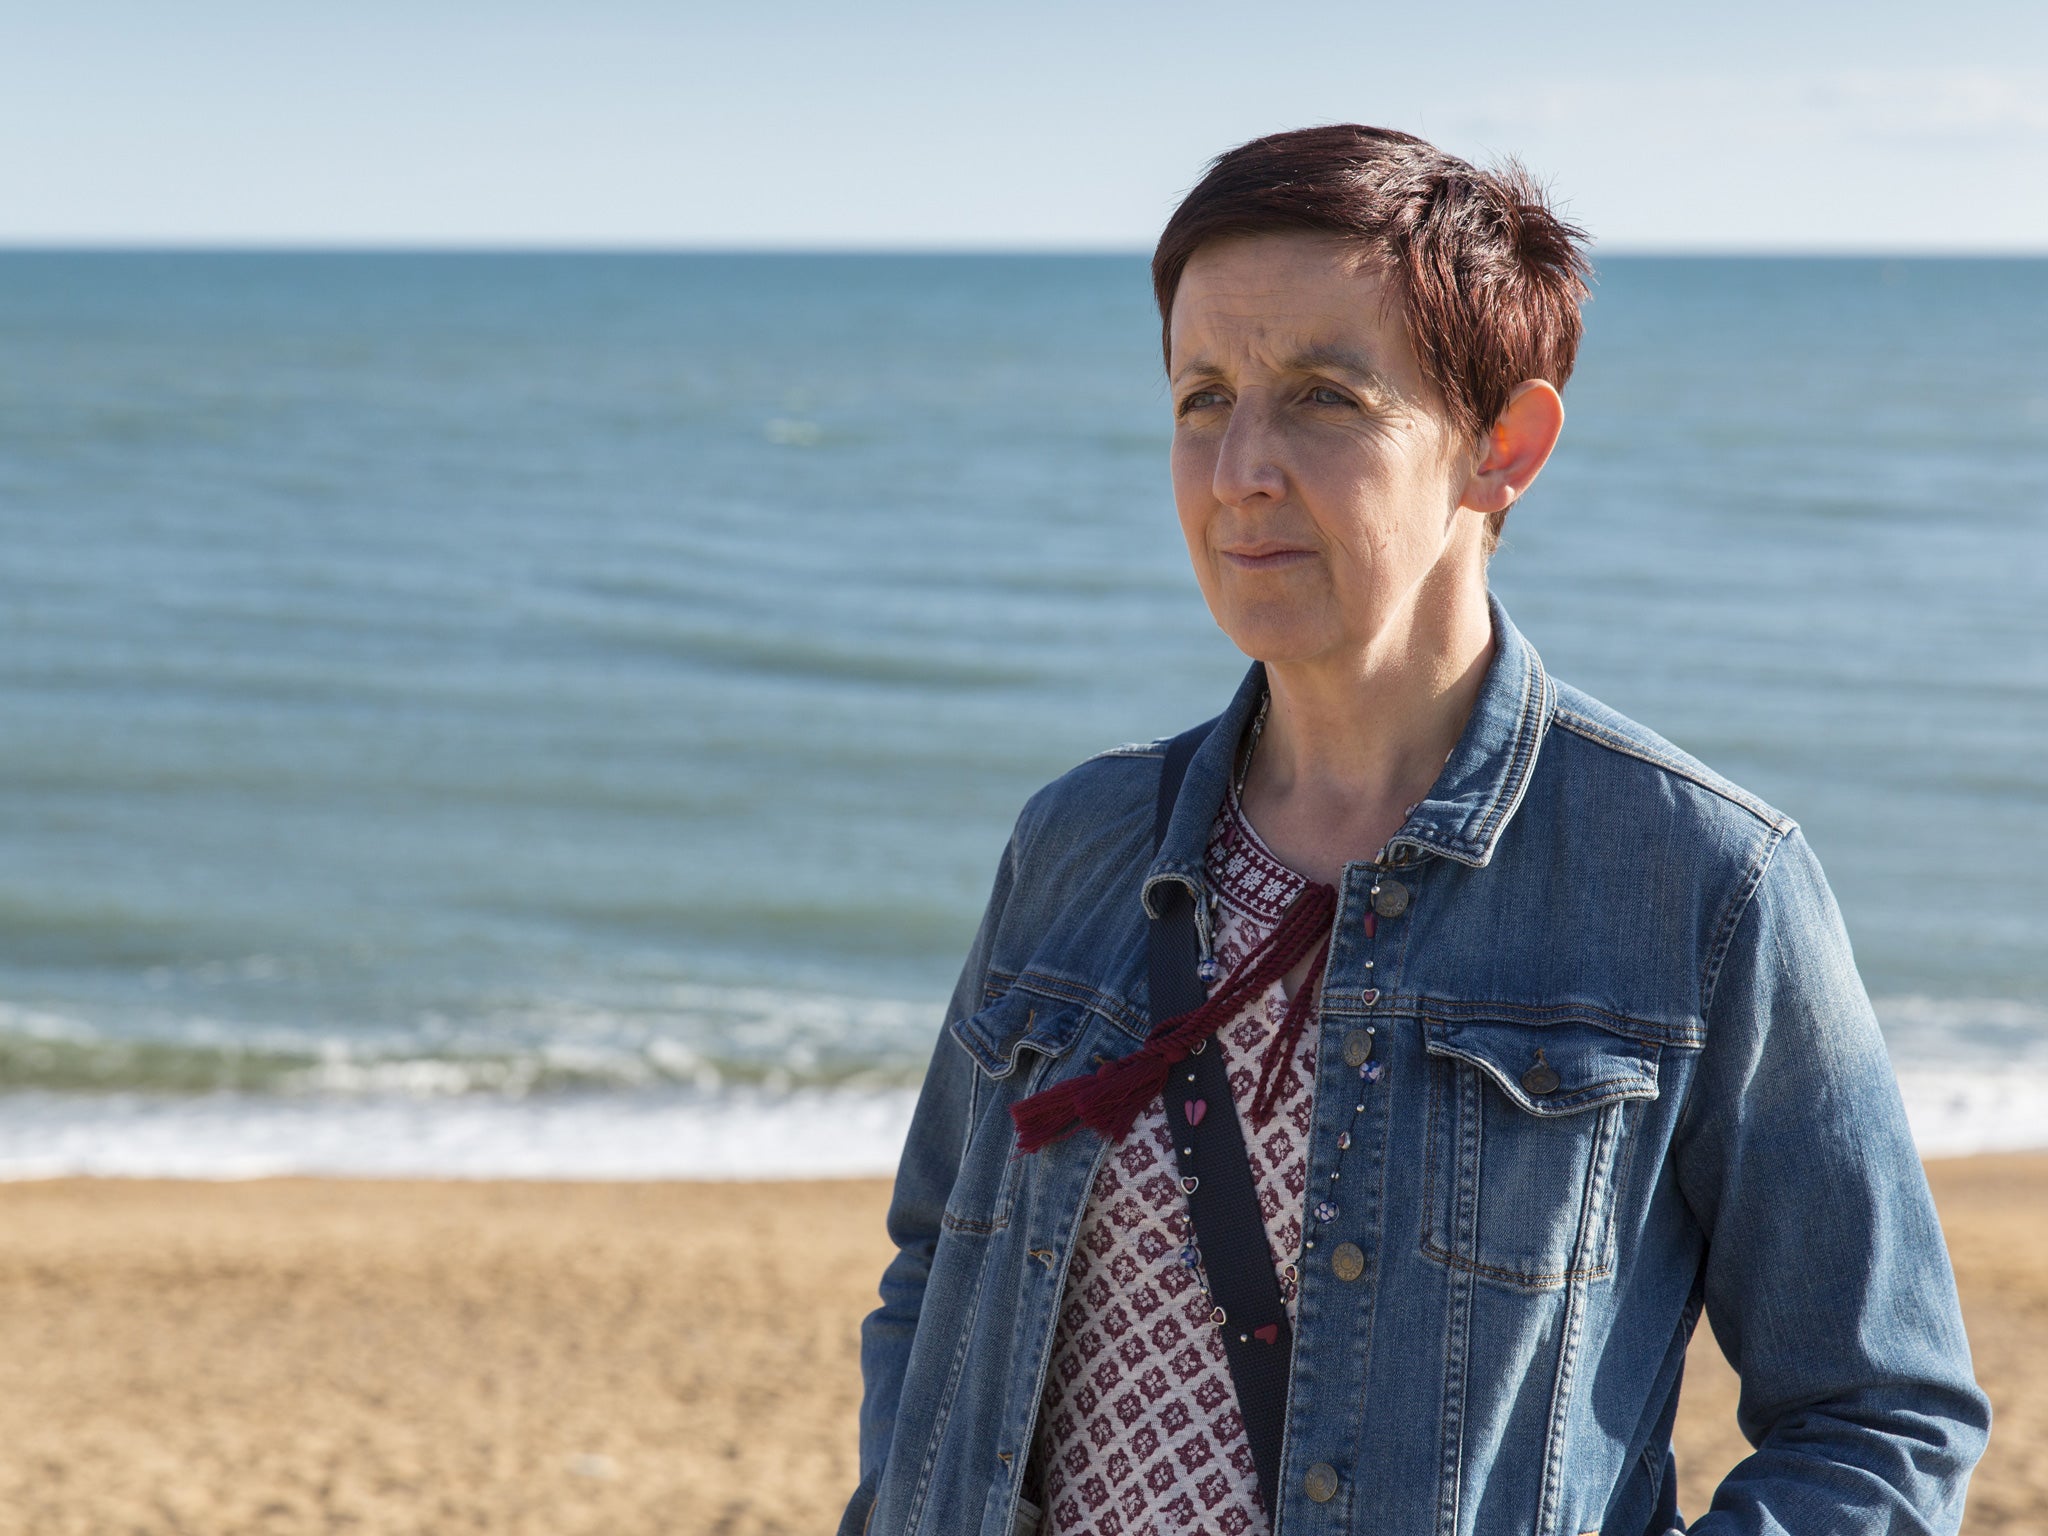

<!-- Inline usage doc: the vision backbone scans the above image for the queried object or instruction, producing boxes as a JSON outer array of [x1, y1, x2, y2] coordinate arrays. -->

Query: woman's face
[[1168, 230, 1484, 668]]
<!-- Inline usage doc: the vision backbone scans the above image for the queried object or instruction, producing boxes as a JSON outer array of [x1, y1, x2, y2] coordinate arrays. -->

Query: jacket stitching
[[1424, 1037, 1658, 1109], [1539, 1102, 1622, 1528], [1698, 827, 1788, 1021], [1418, 1237, 1616, 1288], [1413, 997, 1701, 1046], [985, 983, 1706, 1059], [1469, 644, 1548, 852], [1551, 710, 1795, 832], [1420, 1056, 1626, 1288], [1601, 1096, 1646, 1276], [981, 967, 1147, 1041], [900, 1222, 998, 1535], [1080, 742, 1167, 763], [1537, 1170, 1602, 1535], [940, 1049, 1061, 1234], [1000, 1134, 1115, 1533], [1434, 1069, 1478, 1536]]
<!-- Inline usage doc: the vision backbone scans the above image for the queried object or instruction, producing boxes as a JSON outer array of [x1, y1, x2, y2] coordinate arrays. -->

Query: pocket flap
[[949, 989, 1091, 1079], [1424, 1017, 1659, 1116]]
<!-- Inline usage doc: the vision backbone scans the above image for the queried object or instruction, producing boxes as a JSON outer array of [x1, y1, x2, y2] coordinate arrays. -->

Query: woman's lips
[[1220, 546, 1315, 570]]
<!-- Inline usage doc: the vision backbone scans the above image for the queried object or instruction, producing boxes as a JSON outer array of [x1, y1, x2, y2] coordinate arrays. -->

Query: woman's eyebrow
[[1288, 345, 1387, 384], [1169, 360, 1229, 389], [1170, 347, 1398, 395]]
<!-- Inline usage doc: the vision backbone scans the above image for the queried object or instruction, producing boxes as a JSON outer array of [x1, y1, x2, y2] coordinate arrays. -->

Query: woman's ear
[[1461, 379, 1565, 516]]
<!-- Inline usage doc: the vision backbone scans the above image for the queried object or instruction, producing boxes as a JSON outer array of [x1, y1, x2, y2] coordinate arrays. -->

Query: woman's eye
[[1308, 386, 1352, 407], [1177, 390, 1225, 416]]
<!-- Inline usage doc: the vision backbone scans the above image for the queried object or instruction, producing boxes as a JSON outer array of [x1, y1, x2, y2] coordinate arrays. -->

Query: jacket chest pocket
[[942, 989, 1093, 1236], [1420, 1016, 1660, 1292]]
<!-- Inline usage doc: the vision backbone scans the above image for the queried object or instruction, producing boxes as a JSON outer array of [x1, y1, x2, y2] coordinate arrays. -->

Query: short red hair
[[1153, 125, 1593, 550]]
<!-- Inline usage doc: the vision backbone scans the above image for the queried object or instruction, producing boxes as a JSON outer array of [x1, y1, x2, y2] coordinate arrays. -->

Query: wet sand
[[0, 1155, 2037, 1534]]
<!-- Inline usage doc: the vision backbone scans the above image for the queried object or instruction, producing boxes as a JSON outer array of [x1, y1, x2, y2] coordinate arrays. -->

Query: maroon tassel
[[1010, 881, 1337, 1154], [1008, 1071, 1101, 1154]]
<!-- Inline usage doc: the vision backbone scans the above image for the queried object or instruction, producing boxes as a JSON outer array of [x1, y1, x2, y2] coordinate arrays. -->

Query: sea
[[1, 251, 2043, 1179]]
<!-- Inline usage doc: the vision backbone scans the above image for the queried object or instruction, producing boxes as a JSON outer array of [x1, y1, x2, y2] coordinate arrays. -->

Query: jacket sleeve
[[838, 828, 1019, 1536], [1672, 826, 1991, 1535]]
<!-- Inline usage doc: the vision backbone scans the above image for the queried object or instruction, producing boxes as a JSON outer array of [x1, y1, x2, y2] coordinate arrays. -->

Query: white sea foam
[[0, 1064, 2039, 1181], [1896, 1066, 2048, 1156], [0, 1087, 920, 1181]]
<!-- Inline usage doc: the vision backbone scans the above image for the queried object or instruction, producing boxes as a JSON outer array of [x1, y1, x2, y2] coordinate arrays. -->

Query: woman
[[841, 126, 1988, 1536]]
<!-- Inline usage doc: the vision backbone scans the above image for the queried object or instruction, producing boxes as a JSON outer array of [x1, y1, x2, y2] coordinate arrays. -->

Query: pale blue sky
[[4, 1, 2045, 251]]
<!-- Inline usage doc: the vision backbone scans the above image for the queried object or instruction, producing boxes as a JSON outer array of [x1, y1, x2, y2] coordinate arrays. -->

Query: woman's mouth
[[1220, 545, 1315, 570]]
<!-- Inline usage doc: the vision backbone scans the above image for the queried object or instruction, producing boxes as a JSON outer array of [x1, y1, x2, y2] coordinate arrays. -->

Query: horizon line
[[2, 240, 2046, 261]]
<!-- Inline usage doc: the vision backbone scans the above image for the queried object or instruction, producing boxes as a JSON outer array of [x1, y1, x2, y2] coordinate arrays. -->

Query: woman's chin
[[1214, 616, 1345, 668]]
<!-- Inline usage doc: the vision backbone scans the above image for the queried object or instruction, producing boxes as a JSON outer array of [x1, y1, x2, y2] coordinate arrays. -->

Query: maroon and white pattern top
[[1026, 777, 1316, 1536]]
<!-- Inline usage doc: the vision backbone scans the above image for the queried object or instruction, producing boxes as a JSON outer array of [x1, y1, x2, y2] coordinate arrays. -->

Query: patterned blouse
[[1025, 774, 1316, 1536]]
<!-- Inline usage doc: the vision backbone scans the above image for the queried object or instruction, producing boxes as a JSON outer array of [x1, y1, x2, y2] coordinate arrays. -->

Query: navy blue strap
[[1151, 720, 1293, 1519]]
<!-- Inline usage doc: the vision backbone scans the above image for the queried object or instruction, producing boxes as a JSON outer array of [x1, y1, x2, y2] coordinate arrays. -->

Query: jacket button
[[1331, 1242, 1365, 1282], [1520, 1050, 1561, 1096], [1304, 1462, 1340, 1502], [1371, 880, 1410, 919], [1341, 1029, 1373, 1068]]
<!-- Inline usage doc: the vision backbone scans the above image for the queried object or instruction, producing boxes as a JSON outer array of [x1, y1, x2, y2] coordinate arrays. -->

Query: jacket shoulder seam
[[1551, 708, 1794, 833], [1015, 741, 1162, 836], [1674, 824, 1792, 1153], [1081, 741, 1167, 763], [1698, 825, 1791, 1021]]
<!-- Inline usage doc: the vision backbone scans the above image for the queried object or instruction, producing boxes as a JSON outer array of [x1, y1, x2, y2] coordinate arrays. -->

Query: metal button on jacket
[[1304, 1462, 1340, 1503], [1341, 1029, 1374, 1068], [1331, 1242, 1366, 1282], [1372, 880, 1410, 919], [1521, 1051, 1561, 1096]]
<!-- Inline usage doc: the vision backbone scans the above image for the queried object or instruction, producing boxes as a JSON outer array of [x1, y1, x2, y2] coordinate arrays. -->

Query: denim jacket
[[843, 592, 1989, 1536]]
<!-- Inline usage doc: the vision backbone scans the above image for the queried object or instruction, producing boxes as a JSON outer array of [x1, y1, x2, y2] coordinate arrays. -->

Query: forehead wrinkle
[[1173, 312, 1333, 377], [1167, 279, 1311, 376], [1169, 274, 1415, 400], [1171, 332, 1399, 395]]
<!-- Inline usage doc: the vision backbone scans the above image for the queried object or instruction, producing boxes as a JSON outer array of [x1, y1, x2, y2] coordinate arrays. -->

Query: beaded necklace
[[1174, 687, 1394, 1322]]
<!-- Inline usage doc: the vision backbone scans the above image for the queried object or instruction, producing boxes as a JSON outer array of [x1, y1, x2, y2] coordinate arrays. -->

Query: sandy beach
[[0, 1155, 2037, 1535]]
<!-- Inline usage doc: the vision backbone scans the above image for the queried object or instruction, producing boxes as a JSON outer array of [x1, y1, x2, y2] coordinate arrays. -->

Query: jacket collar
[[1143, 590, 1553, 919], [1398, 589, 1555, 868]]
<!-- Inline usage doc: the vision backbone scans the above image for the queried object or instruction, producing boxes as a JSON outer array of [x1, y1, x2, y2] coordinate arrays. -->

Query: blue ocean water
[[0, 252, 2043, 1171]]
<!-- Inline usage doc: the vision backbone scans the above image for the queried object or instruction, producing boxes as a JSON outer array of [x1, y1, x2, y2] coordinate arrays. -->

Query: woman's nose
[[1211, 397, 1288, 507]]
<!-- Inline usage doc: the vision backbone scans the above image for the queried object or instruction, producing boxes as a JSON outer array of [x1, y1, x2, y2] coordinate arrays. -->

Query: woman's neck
[[1239, 585, 1494, 888]]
